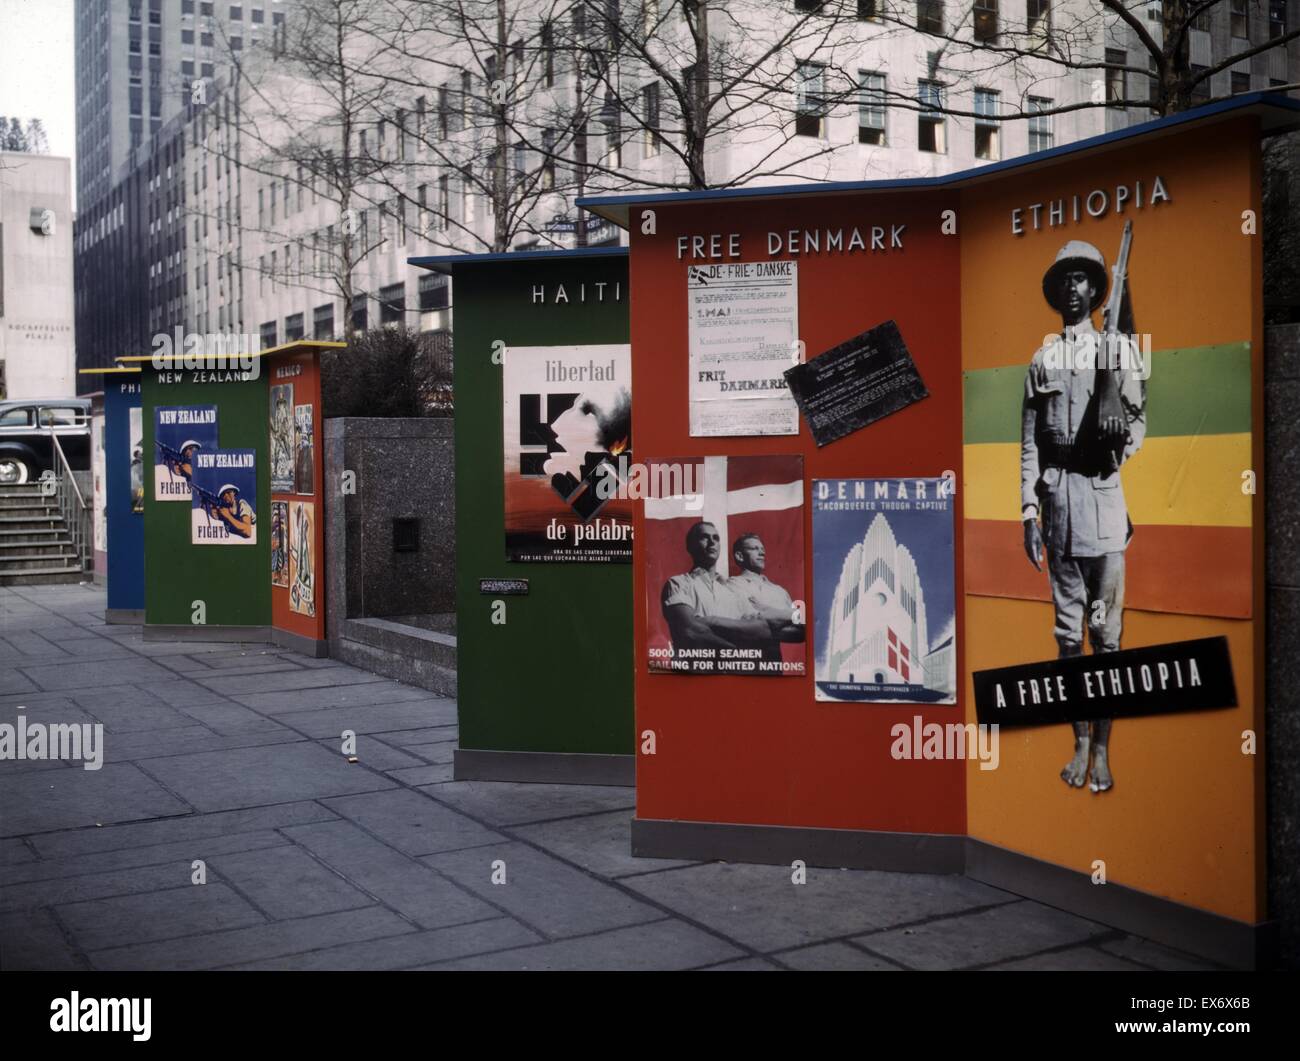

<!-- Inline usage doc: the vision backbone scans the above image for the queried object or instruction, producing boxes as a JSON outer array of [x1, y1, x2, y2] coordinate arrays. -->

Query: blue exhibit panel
[[104, 378, 145, 612]]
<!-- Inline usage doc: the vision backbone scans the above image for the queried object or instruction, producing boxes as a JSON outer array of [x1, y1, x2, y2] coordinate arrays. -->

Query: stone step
[[0, 542, 77, 558], [0, 569, 88, 587], [0, 555, 82, 573], [0, 505, 62, 519], [0, 528, 67, 544]]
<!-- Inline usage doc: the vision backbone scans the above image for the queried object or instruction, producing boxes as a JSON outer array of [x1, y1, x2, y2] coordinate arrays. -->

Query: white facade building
[[0, 152, 76, 398]]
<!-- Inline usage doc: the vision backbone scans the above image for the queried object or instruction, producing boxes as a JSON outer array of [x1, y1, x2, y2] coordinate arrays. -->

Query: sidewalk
[[0, 584, 1219, 971]]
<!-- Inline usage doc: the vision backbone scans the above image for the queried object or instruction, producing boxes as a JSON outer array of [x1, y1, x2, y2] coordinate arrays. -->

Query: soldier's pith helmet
[[1042, 240, 1108, 312], [181, 439, 203, 452], [218, 483, 240, 498]]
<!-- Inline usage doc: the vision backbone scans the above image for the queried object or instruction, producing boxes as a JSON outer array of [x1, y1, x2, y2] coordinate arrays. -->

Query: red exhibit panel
[[267, 342, 334, 655], [628, 190, 965, 836]]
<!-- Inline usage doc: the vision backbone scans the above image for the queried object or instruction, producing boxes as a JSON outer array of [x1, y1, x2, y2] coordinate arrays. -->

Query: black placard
[[972, 636, 1237, 727], [783, 319, 929, 446], [479, 578, 529, 595]]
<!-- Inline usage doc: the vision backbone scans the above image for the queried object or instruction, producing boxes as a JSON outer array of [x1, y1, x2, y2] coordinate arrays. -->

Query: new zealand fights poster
[[645, 455, 806, 675], [502, 343, 633, 562]]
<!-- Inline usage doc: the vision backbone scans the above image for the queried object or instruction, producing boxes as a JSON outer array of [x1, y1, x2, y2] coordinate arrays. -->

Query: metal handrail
[[48, 428, 88, 510], [44, 421, 91, 572]]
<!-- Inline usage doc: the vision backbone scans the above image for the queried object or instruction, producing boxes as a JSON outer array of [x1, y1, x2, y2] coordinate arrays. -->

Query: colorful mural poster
[[129, 406, 144, 513], [190, 448, 258, 545], [271, 501, 289, 587], [288, 500, 316, 616], [813, 477, 955, 703], [270, 383, 294, 493], [501, 343, 633, 562], [92, 413, 106, 553], [154, 405, 217, 501], [294, 404, 314, 495], [644, 454, 805, 675]]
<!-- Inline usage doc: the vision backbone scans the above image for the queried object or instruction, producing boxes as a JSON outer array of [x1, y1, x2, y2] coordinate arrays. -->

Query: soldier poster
[[645, 454, 806, 675], [501, 343, 633, 563], [784, 320, 929, 447], [288, 501, 316, 616], [129, 406, 144, 513], [293, 404, 314, 495], [687, 261, 800, 437], [190, 449, 257, 545], [154, 405, 217, 501], [813, 477, 955, 703], [269, 384, 294, 493], [270, 501, 289, 588]]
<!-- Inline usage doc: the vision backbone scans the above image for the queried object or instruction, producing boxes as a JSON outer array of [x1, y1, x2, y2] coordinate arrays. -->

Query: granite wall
[[1266, 323, 1300, 969], [323, 417, 455, 640]]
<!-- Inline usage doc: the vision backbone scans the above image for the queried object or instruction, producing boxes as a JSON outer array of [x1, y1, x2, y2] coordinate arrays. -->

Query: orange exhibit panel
[[959, 115, 1266, 957]]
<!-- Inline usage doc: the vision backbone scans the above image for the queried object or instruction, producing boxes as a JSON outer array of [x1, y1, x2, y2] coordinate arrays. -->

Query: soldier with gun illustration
[[157, 438, 203, 483], [1020, 221, 1147, 793], [194, 481, 256, 539]]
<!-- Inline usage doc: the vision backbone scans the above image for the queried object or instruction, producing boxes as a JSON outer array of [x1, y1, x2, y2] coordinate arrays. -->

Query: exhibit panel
[[620, 190, 967, 844], [959, 116, 1266, 943], [410, 248, 636, 784], [122, 355, 272, 638], [79, 366, 144, 622], [90, 391, 106, 583], [266, 341, 338, 657]]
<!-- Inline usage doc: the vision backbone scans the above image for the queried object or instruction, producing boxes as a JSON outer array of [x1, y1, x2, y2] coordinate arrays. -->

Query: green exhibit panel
[[121, 353, 271, 640], [579, 94, 1297, 968], [409, 247, 634, 784]]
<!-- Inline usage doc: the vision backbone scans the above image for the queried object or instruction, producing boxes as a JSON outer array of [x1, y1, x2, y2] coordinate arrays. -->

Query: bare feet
[[1090, 745, 1113, 793], [1061, 737, 1091, 787]]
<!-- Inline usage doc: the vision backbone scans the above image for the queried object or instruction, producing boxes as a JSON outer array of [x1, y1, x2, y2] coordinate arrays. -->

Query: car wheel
[[0, 458, 31, 485]]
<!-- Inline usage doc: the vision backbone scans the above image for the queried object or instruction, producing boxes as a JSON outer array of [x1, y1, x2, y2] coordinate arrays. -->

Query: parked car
[[0, 397, 92, 485]]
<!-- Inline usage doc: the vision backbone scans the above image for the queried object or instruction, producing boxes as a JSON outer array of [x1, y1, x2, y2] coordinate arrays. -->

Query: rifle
[[155, 439, 190, 471], [1090, 220, 1133, 474], [190, 482, 227, 523]]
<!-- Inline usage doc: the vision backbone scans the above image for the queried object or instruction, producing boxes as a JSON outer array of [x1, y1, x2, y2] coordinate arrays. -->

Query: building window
[[313, 303, 335, 339], [1270, 0, 1286, 38], [1028, 0, 1051, 39], [917, 0, 944, 34], [917, 79, 946, 153], [437, 175, 450, 229], [1232, 71, 1251, 94], [1028, 96, 1053, 152], [1230, 0, 1247, 37], [542, 20, 555, 87], [1105, 49, 1126, 107], [974, 88, 999, 160], [419, 272, 449, 311], [1191, 64, 1211, 104], [643, 81, 661, 156], [351, 293, 368, 331], [795, 60, 828, 138], [973, 0, 998, 43], [379, 283, 405, 325], [858, 70, 886, 145], [794, 1, 827, 11], [260, 320, 277, 348], [857, 0, 879, 19], [1192, 7, 1212, 30], [285, 313, 304, 341]]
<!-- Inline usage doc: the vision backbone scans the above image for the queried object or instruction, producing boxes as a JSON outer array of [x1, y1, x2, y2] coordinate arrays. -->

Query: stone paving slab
[[775, 941, 905, 971], [0, 761, 192, 837], [421, 840, 664, 940], [207, 844, 375, 920], [273, 698, 458, 738], [855, 899, 1111, 970], [511, 810, 696, 880], [89, 906, 416, 971], [314, 735, 427, 772], [1097, 935, 1223, 971], [226, 916, 540, 971], [621, 863, 1016, 952], [18, 658, 182, 692], [989, 946, 1148, 971], [0, 907, 90, 970], [385, 764, 455, 786], [283, 819, 503, 929], [28, 801, 337, 860], [320, 788, 500, 856], [422, 918, 744, 971], [98, 726, 304, 765], [232, 682, 438, 715], [195, 668, 386, 696], [0, 861, 203, 914], [139, 742, 396, 812], [56, 882, 267, 951], [417, 781, 636, 827]]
